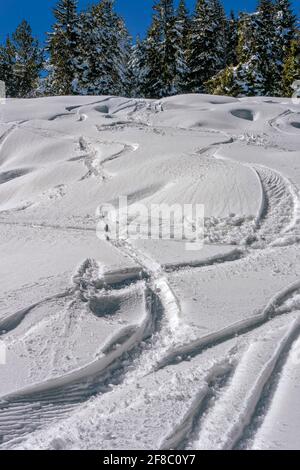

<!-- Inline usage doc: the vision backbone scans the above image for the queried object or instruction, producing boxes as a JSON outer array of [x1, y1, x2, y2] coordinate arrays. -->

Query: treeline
[[0, 0, 299, 99]]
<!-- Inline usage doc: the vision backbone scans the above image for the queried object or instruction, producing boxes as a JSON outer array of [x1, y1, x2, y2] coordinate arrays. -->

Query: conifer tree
[[207, 1, 283, 98], [273, 0, 297, 94], [243, 16, 266, 94], [98, 0, 131, 96], [73, 0, 131, 96], [274, 0, 296, 58], [282, 36, 300, 96], [226, 11, 239, 67], [257, 0, 278, 94], [128, 37, 149, 98], [187, 0, 227, 93], [173, 0, 190, 93], [133, 0, 191, 98], [154, 0, 177, 96], [142, 1, 177, 98], [0, 21, 42, 98], [47, 0, 79, 95], [212, 0, 227, 70], [206, 12, 264, 96], [1, 0, 298, 99], [0, 37, 16, 97], [12, 20, 43, 97], [143, 15, 164, 98]]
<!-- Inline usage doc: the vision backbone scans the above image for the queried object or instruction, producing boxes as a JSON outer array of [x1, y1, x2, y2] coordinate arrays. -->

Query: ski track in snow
[[185, 318, 300, 451], [78, 136, 139, 181], [0, 96, 300, 449]]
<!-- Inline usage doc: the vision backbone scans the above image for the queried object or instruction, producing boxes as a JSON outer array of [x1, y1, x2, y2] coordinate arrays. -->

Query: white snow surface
[[0, 93, 300, 450]]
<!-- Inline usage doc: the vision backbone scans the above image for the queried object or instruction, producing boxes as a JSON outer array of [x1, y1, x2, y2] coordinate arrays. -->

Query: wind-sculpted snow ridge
[[0, 94, 300, 450]]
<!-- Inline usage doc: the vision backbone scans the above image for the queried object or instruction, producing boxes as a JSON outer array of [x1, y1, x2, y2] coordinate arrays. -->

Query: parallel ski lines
[[253, 166, 300, 246], [186, 319, 300, 450], [155, 281, 300, 372]]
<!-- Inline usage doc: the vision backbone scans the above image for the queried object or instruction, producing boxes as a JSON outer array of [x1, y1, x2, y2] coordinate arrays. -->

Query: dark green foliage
[[47, 0, 79, 95], [282, 36, 300, 96], [0, 0, 299, 99], [0, 20, 43, 98]]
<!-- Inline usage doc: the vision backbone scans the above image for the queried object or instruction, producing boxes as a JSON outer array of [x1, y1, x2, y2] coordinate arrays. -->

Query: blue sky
[[0, 0, 299, 44]]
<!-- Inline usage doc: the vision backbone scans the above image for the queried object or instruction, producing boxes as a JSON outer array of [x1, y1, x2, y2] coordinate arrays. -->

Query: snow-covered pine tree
[[256, 0, 278, 95], [143, 14, 164, 98], [0, 21, 43, 98], [205, 65, 241, 96], [235, 10, 270, 95], [144, 0, 197, 97], [173, 0, 190, 93], [72, 0, 130, 96], [0, 37, 16, 97], [207, 3, 279, 97], [273, 0, 297, 95], [97, 0, 131, 96], [141, 0, 176, 98], [72, 5, 113, 95], [128, 37, 149, 98], [11, 20, 43, 97], [226, 10, 239, 67], [154, 0, 177, 96], [274, 0, 297, 60], [206, 13, 260, 96], [116, 15, 132, 97], [211, 0, 227, 70], [281, 36, 300, 97], [47, 0, 79, 95], [187, 0, 209, 92], [187, 0, 227, 93]]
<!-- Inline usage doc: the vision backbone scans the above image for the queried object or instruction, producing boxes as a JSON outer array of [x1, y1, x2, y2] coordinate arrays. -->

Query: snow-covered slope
[[0, 94, 299, 450]]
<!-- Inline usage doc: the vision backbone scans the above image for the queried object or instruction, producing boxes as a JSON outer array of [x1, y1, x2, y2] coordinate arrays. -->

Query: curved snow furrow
[[0, 220, 96, 232], [96, 121, 149, 133], [0, 124, 17, 149], [0, 320, 149, 398], [113, 240, 162, 277], [88, 239, 186, 380], [111, 99, 138, 115], [48, 113, 76, 122], [208, 135, 299, 248], [65, 97, 112, 112], [155, 281, 300, 372], [101, 142, 139, 165], [0, 290, 72, 336], [1, 285, 154, 399], [236, 326, 300, 449], [252, 166, 299, 247], [96, 121, 168, 136], [268, 109, 297, 135], [0, 258, 101, 337], [196, 137, 235, 156], [113, 240, 181, 332], [187, 318, 300, 450], [0, 287, 163, 444], [159, 363, 234, 450], [163, 248, 244, 273], [78, 136, 138, 180], [78, 136, 108, 181], [98, 196, 296, 381], [194, 136, 264, 247]]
